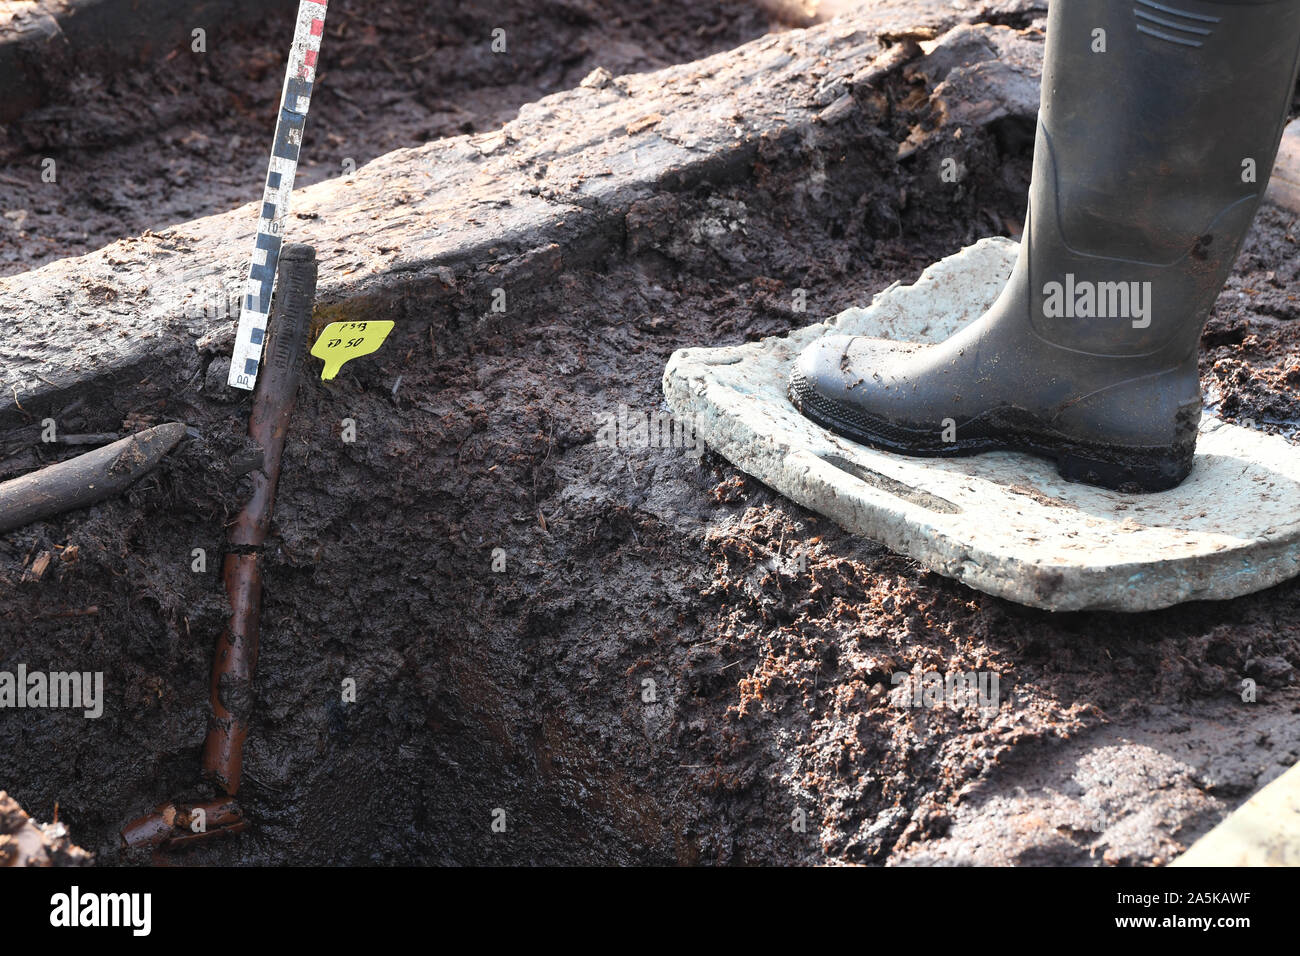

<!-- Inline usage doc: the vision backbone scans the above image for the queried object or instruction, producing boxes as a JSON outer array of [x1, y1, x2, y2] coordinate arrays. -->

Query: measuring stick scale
[[227, 0, 329, 390]]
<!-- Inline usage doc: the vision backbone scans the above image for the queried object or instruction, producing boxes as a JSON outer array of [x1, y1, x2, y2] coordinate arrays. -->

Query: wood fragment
[[0, 422, 187, 535], [1265, 119, 1300, 214], [201, 245, 317, 797], [24, 550, 51, 581], [120, 798, 246, 851]]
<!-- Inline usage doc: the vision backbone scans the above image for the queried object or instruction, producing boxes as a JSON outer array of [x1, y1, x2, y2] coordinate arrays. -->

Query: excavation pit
[[2, 0, 1298, 867]]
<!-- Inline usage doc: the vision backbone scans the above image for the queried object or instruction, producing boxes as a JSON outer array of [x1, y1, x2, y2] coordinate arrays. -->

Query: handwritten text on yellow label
[[310, 320, 394, 380]]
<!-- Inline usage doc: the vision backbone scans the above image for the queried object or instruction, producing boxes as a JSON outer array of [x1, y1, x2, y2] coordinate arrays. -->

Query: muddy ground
[[2, 1, 1299, 866]]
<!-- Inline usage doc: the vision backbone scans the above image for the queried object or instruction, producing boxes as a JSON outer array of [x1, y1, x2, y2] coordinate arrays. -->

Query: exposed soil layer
[[2, 5, 1299, 866], [0, 0, 789, 276]]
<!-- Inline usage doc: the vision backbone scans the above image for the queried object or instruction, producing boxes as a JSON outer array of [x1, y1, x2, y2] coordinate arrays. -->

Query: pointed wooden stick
[[0, 422, 187, 535]]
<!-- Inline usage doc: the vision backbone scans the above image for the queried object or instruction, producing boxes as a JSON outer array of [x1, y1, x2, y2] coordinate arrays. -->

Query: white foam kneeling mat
[[663, 237, 1300, 612]]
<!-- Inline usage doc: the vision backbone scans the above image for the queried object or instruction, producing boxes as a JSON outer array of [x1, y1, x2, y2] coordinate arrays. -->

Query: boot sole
[[788, 369, 1196, 493]]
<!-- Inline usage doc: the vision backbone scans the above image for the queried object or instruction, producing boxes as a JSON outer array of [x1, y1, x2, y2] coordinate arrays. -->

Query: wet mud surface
[[2, 4, 1299, 865]]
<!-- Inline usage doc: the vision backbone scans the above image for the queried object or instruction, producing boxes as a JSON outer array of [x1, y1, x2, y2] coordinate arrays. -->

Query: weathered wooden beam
[[896, 21, 1043, 158], [0, 2, 1049, 428]]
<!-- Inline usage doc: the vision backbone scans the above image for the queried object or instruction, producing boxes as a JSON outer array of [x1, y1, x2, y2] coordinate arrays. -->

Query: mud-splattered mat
[[664, 236, 1300, 612]]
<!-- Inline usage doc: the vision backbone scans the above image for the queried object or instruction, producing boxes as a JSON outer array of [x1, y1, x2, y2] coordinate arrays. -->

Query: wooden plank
[[0, 3, 1049, 427], [1265, 118, 1300, 215], [1172, 760, 1300, 866]]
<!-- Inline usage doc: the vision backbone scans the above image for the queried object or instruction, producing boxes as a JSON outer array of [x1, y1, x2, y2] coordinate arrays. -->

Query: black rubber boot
[[790, 0, 1300, 492]]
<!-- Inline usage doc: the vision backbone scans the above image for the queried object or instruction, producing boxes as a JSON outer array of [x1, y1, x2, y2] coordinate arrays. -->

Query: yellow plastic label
[[310, 320, 394, 380]]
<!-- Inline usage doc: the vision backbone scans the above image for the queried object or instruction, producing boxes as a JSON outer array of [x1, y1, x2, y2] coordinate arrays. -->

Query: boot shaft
[[1022, 0, 1300, 357]]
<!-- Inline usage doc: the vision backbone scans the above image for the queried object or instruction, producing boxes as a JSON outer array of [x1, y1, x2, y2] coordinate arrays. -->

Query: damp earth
[[1, 0, 1299, 865]]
